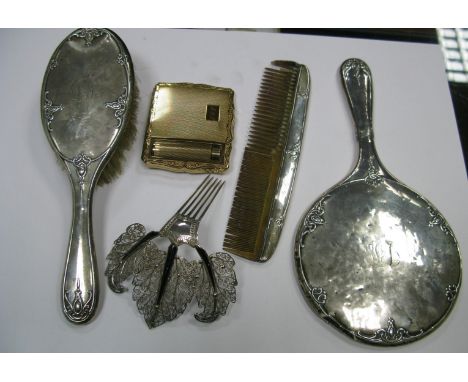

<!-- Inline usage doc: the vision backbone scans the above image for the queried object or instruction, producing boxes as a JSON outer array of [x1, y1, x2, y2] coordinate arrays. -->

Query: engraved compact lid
[[142, 82, 234, 173]]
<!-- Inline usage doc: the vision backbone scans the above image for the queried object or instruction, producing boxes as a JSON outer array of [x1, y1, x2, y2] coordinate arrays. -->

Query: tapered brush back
[[223, 60, 310, 262], [41, 28, 136, 323]]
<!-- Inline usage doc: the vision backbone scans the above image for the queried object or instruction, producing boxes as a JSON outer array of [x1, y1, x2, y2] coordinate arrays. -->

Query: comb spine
[[258, 64, 310, 261]]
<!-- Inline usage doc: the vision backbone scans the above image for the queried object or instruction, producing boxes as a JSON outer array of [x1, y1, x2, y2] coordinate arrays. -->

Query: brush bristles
[[223, 62, 300, 260], [98, 83, 139, 186]]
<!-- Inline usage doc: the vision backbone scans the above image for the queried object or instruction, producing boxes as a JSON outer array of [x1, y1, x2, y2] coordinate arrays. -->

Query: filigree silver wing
[[105, 223, 148, 292], [132, 245, 201, 328], [105, 177, 238, 328], [195, 252, 237, 322]]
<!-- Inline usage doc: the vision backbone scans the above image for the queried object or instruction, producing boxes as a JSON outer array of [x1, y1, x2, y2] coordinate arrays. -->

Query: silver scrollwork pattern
[[71, 153, 92, 185], [64, 279, 94, 321], [105, 86, 128, 129], [300, 196, 328, 247], [286, 142, 301, 160], [356, 317, 423, 345], [43, 91, 63, 131], [116, 54, 128, 66], [49, 59, 58, 71], [445, 284, 458, 302], [273, 215, 285, 228], [428, 207, 453, 237], [311, 287, 327, 305], [365, 160, 383, 186], [298, 88, 309, 98], [70, 28, 106, 46], [160, 215, 200, 247]]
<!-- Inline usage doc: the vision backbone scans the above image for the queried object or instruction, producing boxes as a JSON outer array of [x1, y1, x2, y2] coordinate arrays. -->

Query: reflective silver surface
[[260, 61, 310, 261], [295, 58, 461, 345], [41, 29, 134, 323]]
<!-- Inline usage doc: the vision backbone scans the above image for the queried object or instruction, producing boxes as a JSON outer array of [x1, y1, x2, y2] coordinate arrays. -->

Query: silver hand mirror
[[295, 58, 461, 346], [41, 29, 134, 323]]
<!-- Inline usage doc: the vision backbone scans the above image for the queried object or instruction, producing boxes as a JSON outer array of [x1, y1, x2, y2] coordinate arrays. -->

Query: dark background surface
[[282, 29, 468, 176]]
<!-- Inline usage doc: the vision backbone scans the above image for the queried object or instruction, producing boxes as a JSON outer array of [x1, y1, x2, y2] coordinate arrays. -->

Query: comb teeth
[[223, 61, 308, 262]]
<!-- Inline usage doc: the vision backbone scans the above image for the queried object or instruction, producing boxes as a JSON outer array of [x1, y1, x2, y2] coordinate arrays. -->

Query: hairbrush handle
[[62, 171, 98, 324]]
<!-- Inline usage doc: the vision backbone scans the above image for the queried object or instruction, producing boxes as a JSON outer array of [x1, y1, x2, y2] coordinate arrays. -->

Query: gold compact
[[142, 83, 234, 173]]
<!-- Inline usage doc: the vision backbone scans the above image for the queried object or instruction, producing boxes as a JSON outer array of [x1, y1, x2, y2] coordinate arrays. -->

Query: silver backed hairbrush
[[41, 28, 136, 324], [223, 60, 310, 262]]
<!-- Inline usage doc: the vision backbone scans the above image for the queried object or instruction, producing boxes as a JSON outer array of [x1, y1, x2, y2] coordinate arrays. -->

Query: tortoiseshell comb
[[223, 60, 310, 262]]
